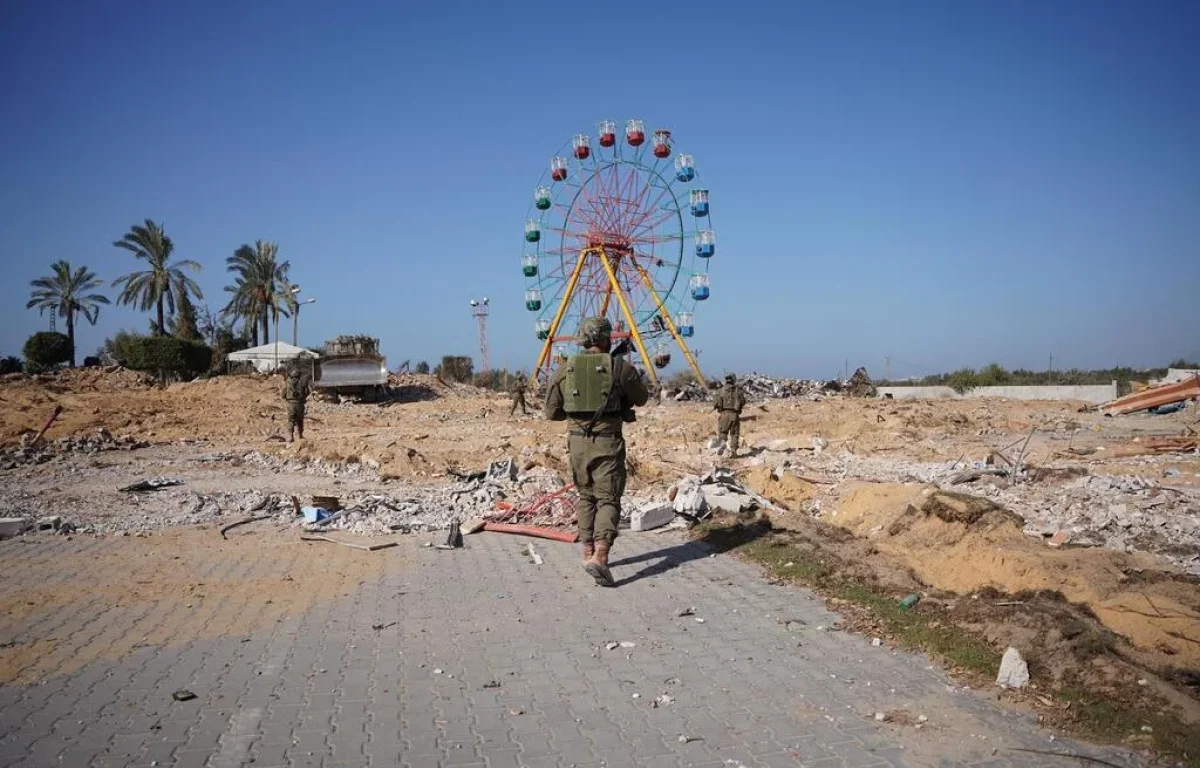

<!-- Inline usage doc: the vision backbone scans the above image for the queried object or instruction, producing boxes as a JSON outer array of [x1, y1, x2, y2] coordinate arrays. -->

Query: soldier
[[544, 317, 649, 587], [281, 366, 311, 443], [713, 373, 746, 456], [509, 373, 528, 417]]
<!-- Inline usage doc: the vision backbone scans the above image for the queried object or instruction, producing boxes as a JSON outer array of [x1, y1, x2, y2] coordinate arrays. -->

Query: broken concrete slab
[[629, 503, 675, 532], [0, 517, 29, 538], [702, 486, 758, 515]]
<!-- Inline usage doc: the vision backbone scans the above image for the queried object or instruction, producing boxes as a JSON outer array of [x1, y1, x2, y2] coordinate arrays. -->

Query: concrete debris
[[669, 478, 710, 519], [798, 452, 1200, 575], [845, 367, 877, 398], [996, 647, 1030, 689], [0, 517, 29, 538], [487, 458, 518, 482], [1, 426, 149, 469], [629, 502, 675, 532]]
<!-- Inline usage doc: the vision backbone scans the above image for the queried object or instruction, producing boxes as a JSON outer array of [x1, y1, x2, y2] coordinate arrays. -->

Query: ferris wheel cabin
[[535, 319, 551, 340], [690, 189, 710, 218], [696, 229, 716, 258], [653, 130, 672, 159], [675, 154, 695, 182], [525, 289, 543, 311], [598, 120, 616, 147], [551, 156, 568, 182], [522, 254, 538, 277], [690, 274, 710, 301], [534, 186, 551, 210], [524, 220, 540, 243], [626, 118, 645, 147], [653, 343, 672, 369], [677, 312, 694, 337], [573, 134, 590, 160]]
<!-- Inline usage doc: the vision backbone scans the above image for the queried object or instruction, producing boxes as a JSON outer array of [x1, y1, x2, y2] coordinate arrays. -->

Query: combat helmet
[[576, 316, 613, 348]]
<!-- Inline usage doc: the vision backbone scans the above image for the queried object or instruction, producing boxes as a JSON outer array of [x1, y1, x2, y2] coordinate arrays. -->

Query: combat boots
[[584, 541, 615, 587], [581, 541, 595, 563]]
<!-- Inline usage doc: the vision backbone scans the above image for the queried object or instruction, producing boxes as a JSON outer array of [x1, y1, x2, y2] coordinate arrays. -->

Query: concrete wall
[[877, 383, 1117, 404]]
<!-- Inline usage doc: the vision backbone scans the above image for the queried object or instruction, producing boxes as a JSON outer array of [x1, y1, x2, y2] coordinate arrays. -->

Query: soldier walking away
[[713, 373, 746, 456], [282, 367, 311, 443], [509, 373, 529, 416], [544, 317, 649, 587]]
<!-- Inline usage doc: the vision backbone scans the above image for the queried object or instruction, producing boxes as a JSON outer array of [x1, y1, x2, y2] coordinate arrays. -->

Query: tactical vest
[[562, 353, 620, 415], [285, 378, 303, 401]]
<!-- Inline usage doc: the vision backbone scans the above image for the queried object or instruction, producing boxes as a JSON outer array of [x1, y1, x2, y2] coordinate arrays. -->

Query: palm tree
[[223, 240, 290, 344], [26, 260, 110, 367], [111, 219, 203, 335]]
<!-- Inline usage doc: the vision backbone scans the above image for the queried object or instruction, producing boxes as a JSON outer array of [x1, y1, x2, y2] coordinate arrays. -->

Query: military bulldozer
[[315, 335, 388, 401]]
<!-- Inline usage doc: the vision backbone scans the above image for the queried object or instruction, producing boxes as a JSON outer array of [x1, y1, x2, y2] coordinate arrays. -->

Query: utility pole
[[1048, 353, 1053, 374], [885, 356, 892, 381], [470, 297, 490, 380]]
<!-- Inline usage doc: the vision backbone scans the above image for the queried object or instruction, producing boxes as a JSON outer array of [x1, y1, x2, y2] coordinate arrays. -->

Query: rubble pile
[[740, 374, 829, 400], [782, 450, 1200, 576], [0, 365, 155, 393], [1000, 474, 1200, 573], [315, 459, 570, 535], [664, 382, 711, 402], [0, 427, 149, 470], [241, 450, 381, 479]]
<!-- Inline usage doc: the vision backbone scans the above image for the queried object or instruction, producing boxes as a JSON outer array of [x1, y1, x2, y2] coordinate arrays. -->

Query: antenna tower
[[470, 297, 491, 378]]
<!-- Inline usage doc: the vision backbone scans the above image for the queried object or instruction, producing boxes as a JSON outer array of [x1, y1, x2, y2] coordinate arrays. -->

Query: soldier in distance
[[713, 373, 746, 456]]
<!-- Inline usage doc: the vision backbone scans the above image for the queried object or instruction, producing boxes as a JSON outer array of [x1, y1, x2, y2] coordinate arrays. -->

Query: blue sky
[[1, 1, 1197, 379]]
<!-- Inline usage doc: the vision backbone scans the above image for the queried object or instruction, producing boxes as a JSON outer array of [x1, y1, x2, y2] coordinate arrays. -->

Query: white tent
[[226, 342, 320, 373]]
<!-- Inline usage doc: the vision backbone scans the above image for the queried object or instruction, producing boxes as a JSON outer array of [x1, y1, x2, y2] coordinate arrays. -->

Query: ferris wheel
[[521, 119, 714, 386]]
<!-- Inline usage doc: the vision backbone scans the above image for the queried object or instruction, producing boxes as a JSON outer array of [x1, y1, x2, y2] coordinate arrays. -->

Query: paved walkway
[[0, 530, 1140, 768]]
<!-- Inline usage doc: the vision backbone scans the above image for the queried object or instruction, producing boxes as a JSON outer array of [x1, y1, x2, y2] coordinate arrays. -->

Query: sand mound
[[827, 481, 1200, 668]]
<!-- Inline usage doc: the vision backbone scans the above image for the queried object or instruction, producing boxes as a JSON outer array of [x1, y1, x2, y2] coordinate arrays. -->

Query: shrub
[[123, 336, 213, 380], [100, 330, 144, 366], [0, 356, 23, 375], [416, 361, 430, 375], [23, 331, 72, 372]]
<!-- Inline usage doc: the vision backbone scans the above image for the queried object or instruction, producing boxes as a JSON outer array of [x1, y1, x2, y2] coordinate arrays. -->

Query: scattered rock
[[996, 647, 1030, 689]]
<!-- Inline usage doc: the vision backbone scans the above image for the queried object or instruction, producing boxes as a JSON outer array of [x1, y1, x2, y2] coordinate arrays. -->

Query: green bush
[[23, 331, 72, 372], [0, 356, 23, 375], [101, 330, 144, 366], [123, 336, 213, 380]]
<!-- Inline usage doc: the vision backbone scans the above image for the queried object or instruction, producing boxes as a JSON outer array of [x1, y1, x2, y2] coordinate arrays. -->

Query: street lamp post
[[294, 298, 317, 345]]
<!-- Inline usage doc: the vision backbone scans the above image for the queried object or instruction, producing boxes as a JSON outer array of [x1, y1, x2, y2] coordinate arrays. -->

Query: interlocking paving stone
[[0, 531, 1146, 767]]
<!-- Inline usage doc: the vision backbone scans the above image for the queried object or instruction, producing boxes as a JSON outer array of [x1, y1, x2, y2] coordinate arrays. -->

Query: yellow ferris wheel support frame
[[532, 247, 706, 388]]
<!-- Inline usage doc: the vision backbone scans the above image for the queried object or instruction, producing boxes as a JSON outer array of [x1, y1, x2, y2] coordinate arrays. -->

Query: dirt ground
[[2, 366, 1199, 749]]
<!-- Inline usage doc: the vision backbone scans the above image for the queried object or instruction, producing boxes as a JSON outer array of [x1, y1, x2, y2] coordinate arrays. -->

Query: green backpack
[[562, 353, 618, 415]]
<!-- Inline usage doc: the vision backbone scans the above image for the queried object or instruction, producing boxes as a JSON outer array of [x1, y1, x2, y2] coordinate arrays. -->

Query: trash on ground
[[299, 534, 398, 552], [119, 477, 183, 493]]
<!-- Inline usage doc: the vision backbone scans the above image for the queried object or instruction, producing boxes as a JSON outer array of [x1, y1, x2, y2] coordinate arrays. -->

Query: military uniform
[[509, 376, 528, 416], [713, 376, 745, 454], [544, 318, 649, 586], [282, 371, 311, 442]]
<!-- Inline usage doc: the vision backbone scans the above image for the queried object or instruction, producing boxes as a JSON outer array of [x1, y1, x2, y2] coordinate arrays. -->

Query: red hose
[[482, 522, 578, 543]]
